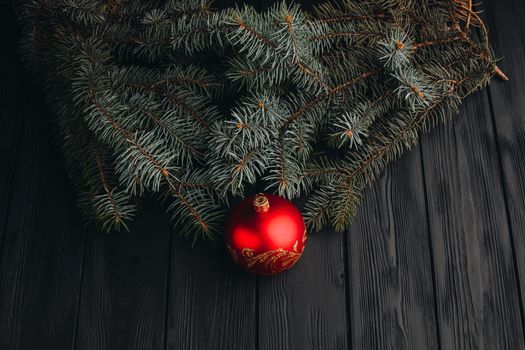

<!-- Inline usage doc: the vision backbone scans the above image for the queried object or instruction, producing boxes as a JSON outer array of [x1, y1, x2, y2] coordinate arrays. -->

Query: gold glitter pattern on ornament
[[226, 229, 307, 274], [242, 229, 307, 274], [240, 247, 301, 274]]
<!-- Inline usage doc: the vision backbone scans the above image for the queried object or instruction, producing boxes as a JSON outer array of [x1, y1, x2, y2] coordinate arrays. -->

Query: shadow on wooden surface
[[420, 88, 523, 349], [483, 0, 525, 339], [347, 146, 438, 349], [0, 6, 86, 348]]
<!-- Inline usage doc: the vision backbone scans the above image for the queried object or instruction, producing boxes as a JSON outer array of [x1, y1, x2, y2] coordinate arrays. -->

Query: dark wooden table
[[1, 1, 524, 349]]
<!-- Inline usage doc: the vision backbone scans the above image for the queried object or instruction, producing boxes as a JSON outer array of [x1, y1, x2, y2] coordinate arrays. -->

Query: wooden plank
[[347, 148, 439, 349], [166, 0, 257, 345], [166, 238, 257, 349], [420, 89, 524, 349], [258, 228, 347, 350], [0, 64, 86, 348], [482, 0, 525, 326], [158, 1, 256, 347], [74, 202, 170, 350], [256, 1, 347, 344], [0, 3, 25, 247]]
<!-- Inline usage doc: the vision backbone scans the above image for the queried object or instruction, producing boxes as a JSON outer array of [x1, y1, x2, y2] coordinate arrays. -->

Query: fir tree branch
[[303, 185, 334, 229], [18, 0, 500, 238], [313, 14, 387, 24], [88, 88, 216, 233], [234, 149, 257, 174], [283, 68, 381, 128], [119, 80, 212, 129], [309, 31, 379, 42], [87, 82, 174, 180], [170, 187, 210, 234], [412, 36, 463, 50], [238, 64, 271, 77], [94, 146, 123, 225], [229, 15, 277, 49], [445, 0, 506, 79], [277, 137, 288, 192], [134, 106, 201, 158], [343, 82, 466, 184], [295, 61, 328, 89], [163, 92, 211, 130]]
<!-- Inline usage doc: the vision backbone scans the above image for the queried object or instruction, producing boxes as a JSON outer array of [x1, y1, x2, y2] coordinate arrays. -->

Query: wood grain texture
[[166, 238, 256, 350], [483, 0, 525, 327], [0, 3, 25, 248], [0, 58, 86, 349], [75, 202, 171, 350], [258, 228, 347, 350], [158, 2, 255, 348], [420, 90, 524, 349], [347, 148, 439, 350]]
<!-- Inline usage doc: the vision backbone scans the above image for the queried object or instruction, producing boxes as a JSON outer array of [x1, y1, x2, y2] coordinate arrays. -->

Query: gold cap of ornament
[[253, 193, 270, 213]]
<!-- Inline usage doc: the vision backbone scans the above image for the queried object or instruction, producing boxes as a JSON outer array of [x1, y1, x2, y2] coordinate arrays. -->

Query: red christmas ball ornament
[[225, 193, 307, 275]]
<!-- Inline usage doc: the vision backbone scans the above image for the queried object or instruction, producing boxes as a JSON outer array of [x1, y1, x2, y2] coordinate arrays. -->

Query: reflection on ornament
[[225, 194, 307, 275]]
